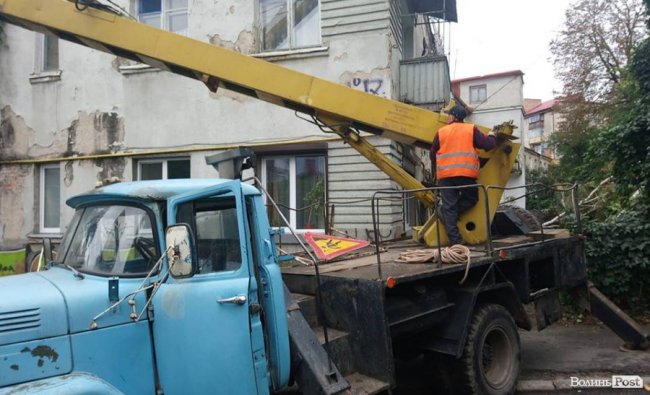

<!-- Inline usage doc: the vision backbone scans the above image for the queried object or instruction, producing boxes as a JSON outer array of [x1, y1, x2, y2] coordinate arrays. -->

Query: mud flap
[[533, 289, 562, 331]]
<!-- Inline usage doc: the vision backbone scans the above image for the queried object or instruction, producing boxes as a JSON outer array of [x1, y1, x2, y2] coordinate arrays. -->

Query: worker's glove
[[489, 130, 510, 144]]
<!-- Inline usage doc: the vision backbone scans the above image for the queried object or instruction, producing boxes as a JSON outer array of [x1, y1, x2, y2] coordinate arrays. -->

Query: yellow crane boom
[[0, 0, 520, 246]]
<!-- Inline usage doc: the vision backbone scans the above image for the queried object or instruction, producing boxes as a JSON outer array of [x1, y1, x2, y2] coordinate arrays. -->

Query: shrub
[[583, 200, 650, 313]]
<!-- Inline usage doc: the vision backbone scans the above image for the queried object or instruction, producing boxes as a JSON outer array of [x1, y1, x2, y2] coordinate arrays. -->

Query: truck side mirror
[[165, 224, 196, 278]]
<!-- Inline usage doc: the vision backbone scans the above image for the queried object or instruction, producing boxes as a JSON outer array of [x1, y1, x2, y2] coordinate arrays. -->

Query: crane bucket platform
[[0, 0, 521, 246]]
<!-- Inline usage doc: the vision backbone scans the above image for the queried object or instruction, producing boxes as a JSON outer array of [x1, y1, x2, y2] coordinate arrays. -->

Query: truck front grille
[[0, 308, 41, 333]]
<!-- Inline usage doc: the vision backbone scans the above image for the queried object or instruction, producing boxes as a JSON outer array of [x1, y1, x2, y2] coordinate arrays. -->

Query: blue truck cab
[[0, 179, 290, 394]]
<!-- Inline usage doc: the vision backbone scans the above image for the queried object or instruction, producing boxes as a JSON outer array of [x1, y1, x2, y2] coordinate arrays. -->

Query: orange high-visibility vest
[[436, 123, 480, 179]]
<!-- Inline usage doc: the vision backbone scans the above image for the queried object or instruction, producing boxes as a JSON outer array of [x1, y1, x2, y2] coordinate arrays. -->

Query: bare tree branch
[[543, 176, 614, 227], [551, 0, 647, 102]]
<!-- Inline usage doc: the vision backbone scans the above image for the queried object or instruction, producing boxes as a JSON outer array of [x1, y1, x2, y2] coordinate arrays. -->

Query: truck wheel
[[457, 304, 520, 395], [497, 205, 541, 232]]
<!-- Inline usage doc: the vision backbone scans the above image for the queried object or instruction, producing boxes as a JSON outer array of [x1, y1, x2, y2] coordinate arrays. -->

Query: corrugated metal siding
[[322, 0, 391, 38], [399, 55, 450, 105], [389, 0, 404, 50], [327, 136, 405, 236]]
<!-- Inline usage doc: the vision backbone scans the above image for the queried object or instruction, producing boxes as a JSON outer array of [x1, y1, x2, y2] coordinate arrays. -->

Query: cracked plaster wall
[[0, 105, 130, 244], [0, 165, 33, 245]]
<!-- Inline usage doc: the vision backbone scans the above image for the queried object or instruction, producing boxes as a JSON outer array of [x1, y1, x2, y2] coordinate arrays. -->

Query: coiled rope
[[395, 244, 472, 284]]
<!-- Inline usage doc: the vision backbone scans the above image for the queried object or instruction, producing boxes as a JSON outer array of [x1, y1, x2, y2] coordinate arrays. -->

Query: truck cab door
[[152, 181, 268, 394]]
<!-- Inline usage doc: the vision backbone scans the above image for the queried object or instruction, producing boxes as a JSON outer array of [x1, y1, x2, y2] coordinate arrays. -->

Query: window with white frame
[[261, 154, 325, 230], [34, 32, 59, 73], [138, 158, 190, 180], [40, 164, 61, 233], [259, 0, 321, 52], [137, 0, 188, 35], [469, 84, 487, 104]]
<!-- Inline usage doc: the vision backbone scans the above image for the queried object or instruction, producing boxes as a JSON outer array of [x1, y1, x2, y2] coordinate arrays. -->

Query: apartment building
[[0, 0, 456, 249], [524, 98, 561, 160]]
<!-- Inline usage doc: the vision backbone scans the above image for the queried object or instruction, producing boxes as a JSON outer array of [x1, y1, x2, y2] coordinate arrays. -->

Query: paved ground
[[518, 322, 650, 393], [392, 320, 650, 394]]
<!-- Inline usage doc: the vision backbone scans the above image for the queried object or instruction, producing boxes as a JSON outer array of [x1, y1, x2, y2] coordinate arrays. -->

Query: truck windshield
[[54, 205, 159, 276]]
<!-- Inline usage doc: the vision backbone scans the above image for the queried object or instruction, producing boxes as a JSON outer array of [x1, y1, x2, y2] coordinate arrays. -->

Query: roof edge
[[452, 70, 524, 84]]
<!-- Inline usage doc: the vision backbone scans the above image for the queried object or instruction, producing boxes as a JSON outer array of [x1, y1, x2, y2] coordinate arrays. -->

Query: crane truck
[[0, 0, 648, 394]]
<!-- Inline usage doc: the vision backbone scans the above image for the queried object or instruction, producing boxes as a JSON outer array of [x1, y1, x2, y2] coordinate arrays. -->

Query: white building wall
[[461, 75, 523, 111], [456, 74, 527, 208]]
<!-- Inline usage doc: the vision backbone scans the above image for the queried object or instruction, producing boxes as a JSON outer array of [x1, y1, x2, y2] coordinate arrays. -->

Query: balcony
[[399, 56, 450, 111]]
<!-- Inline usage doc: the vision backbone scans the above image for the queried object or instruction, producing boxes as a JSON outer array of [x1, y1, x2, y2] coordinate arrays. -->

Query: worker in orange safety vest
[[430, 105, 498, 245]]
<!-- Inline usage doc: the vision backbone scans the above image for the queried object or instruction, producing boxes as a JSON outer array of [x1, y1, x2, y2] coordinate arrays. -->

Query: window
[[55, 205, 159, 276], [539, 143, 547, 155], [529, 128, 543, 139], [138, 158, 190, 180], [34, 32, 59, 73], [527, 114, 544, 131], [259, 0, 321, 52], [177, 197, 242, 274], [261, 154, 325, 230], [138, 0, 188, 35], [469, 84, 487, 104], [527, 114, 542, 124], [40, 164, 61, 233]]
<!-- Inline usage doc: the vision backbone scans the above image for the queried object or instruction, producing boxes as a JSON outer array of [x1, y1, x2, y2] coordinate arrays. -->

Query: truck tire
[[504, 205, 541, 232], [494, 205, 541, 235], [456, 304, 520, 395]]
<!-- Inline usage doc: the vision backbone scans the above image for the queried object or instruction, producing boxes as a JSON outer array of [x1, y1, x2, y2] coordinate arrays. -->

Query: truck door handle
[[217, 295, 247, 305]]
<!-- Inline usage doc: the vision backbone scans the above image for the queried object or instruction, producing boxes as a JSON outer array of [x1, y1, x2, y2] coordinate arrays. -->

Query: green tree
[[547, 98, 607, 184], [593, 0, 650, 196], [548, 0, 650, 311], [549, 0, 647, 186], [551, 0, 647, 102]]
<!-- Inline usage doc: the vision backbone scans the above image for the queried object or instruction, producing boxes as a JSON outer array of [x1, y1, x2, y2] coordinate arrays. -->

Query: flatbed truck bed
[[282, 233, 583, 292], [280, 233, 593, 394]]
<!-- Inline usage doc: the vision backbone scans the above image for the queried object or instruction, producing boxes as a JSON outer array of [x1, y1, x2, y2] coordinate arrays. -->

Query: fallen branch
[[543, 176, 613, 227]]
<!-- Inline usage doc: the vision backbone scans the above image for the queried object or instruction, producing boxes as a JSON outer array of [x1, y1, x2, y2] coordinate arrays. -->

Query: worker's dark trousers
[[438, 177, 479, 245]]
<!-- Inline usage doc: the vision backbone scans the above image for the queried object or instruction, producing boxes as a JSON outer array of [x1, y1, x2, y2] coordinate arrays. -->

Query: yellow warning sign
[[304, 233, 370, 261]]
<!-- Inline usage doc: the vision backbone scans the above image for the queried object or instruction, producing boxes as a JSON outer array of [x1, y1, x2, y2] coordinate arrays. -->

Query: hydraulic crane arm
[[0, 0, 444, 148], [0, 0, 520, 246]]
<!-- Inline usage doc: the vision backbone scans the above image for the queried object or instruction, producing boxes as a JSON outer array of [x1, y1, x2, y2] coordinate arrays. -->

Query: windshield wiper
[[64, 264, 85, 280]]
